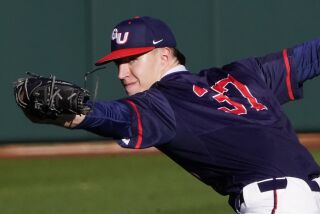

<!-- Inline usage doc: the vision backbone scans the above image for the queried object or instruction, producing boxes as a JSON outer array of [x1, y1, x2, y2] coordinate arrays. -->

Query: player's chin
[[126, 85, 150, 96], [124, 84, 140, 96]]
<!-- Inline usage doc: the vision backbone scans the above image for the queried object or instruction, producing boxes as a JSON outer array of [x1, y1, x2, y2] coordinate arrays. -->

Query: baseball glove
[[14, 72, 91, 119]]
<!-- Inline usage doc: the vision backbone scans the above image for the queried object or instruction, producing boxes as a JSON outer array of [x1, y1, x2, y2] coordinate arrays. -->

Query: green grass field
[[0, 151, 320, 214]]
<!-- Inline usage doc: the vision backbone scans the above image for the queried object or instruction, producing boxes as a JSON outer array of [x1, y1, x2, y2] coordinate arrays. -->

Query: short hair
[[172, 48, 186, 65]]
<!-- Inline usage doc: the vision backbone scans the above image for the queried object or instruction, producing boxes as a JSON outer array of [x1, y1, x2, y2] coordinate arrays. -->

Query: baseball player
[[18, 16, 320, 213]]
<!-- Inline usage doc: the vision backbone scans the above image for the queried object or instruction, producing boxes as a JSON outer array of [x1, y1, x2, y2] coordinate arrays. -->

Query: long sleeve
[[291, 38, 320, 83], [74, 88, 176, 149], [74, 100, 133, 139], [117, 88, 176, 149], [233, 38, 320, 105]]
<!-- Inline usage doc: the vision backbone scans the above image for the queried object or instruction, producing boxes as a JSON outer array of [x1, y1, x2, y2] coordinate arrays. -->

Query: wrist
[[63, 114, 86, 128]]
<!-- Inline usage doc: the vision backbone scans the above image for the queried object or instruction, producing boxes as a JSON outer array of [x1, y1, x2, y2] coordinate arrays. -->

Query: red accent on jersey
[[282, 49, 295, 100], [126, 100, 143, 149], [212, 74, 267, 115], [213, 93, 247, 115], [228, 75, 267, 111], [193, 85, 208, 97]]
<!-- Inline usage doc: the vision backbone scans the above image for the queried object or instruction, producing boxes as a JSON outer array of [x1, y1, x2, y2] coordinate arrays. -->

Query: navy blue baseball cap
[[95, 16, 177, 65]]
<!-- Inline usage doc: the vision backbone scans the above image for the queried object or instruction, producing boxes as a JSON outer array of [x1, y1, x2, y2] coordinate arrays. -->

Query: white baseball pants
[[236, 177, 320, 214]]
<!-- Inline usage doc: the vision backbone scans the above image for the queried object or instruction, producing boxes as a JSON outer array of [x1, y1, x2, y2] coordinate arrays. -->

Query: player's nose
[[118, 63, 130, 80]]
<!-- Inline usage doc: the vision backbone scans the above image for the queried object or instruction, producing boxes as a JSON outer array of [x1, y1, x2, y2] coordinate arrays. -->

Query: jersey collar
[[160, 65, 188, 79]]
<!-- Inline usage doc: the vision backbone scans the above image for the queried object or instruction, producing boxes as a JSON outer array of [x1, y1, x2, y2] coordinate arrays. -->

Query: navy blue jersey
[[76, 38, 320, 196]]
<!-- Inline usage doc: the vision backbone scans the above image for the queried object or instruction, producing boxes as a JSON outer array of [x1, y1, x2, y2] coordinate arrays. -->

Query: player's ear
[[159, 47, 172, 64]]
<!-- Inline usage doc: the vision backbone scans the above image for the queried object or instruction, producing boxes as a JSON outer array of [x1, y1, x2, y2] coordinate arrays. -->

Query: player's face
[[116, 49, 163, 96]]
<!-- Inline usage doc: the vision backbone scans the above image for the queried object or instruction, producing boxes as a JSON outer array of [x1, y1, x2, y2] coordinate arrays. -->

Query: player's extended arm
[[291, 38, 320, 83], [73, 90, 176, 149], [72, 101, 133, 139], [255, 37, 320, 104]]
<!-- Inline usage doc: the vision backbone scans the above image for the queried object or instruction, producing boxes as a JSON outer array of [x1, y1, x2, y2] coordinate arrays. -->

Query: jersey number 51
[[193, 74, 268, 115]]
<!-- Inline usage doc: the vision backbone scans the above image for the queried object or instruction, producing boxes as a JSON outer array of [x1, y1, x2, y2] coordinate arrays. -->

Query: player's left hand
[[13, 72, 91, 126]]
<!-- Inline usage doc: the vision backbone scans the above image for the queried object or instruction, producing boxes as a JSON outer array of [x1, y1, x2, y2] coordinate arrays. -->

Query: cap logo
[[152, 39, 163, 45], [111, 28, 129, 45]]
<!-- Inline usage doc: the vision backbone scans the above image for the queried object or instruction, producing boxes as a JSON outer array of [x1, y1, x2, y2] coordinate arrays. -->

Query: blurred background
[[1, 1, 320, 213], [2, 0, 320, 142]]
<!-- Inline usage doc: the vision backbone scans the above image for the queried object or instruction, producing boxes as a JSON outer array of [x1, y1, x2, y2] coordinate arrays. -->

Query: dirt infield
[[0, 141, 158, 158], [297, 133, 320, 149], [0, 133, 319, 158]]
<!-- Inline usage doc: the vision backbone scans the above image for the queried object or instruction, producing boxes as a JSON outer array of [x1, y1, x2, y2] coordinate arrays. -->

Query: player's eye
[[128, 56, 139, 64], [114, 58, 132, 67], [114, 54, 141, 68]]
